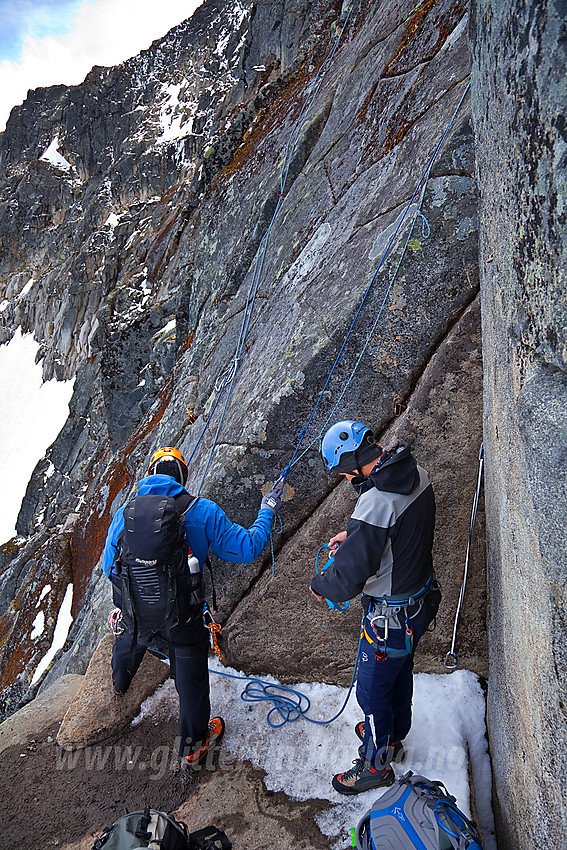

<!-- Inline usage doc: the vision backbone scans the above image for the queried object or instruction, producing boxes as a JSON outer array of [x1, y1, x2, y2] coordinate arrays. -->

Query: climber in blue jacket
[[101, 446, 282, 766]]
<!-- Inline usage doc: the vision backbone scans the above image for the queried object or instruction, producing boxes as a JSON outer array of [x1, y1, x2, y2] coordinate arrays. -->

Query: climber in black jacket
[[310, 420, 441, 795]]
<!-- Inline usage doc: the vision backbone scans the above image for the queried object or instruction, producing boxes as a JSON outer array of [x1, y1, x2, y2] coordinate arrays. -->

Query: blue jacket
[[101, 474, 274, 579]]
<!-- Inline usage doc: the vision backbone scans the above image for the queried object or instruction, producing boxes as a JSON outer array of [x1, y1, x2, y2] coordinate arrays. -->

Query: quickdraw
[[314, 543, 350, 612], [203, 604, 222, 662], [107, 607, 124, 636], [365, 577, 433, 661], [367, 613, 415, 662]]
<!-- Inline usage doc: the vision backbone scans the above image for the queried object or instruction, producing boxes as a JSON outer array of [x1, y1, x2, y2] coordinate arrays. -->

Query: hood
[[136, 474, 188, 497], [352, 442, 420, 496]]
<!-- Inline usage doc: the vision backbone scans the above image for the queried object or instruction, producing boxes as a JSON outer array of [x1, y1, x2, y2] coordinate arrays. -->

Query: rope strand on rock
[[279, 80, 471, 486], [186, 9, 354, 495]]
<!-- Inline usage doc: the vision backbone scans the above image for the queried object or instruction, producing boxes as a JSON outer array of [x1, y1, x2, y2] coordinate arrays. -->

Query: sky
[[0, 0, 204, 131]]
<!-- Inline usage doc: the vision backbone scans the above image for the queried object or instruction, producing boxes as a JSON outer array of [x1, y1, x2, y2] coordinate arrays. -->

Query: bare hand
[[310, 586, 325, 602], [328, 530, 347, 553]]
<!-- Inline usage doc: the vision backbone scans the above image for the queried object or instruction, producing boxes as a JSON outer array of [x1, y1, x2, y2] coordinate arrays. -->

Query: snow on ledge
[[30, 610, 45, 640], [0, 328, 75, 544], [134, 659, 497, 849], [31, 583, 74, 685], [40, 135, 73, 172]]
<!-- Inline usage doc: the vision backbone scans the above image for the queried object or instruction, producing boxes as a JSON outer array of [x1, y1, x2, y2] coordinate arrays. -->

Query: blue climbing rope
[[314, 543, 350, 611], [186, 11, 353, 495], [209, 611, 363, 728], [279, 80, 472, 484], [192, 80, 472, 722]]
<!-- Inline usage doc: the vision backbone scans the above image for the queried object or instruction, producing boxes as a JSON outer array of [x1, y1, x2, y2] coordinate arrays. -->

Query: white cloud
[[0, 0, 204, 131]]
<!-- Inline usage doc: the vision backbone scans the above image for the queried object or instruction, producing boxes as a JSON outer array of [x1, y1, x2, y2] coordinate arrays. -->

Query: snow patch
[[36, 584, 52, 607], [156, 83, 195, 144], [31, 583, 74, 685], [21, 277, 35, 297], [104, 212, 121, 230], [40, 136, 73, 172], [30, 610, 45, 640], [0, 329, 75, 544], [134, 659, 496, 849]]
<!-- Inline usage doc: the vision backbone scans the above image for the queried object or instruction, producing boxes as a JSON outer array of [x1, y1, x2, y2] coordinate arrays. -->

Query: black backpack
[[113, 492, 203, 640], [92, 807, 231, 849]]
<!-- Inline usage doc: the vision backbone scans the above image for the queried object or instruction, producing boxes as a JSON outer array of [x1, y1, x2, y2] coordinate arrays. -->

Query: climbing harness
[[208, 611, 364, 728], [314, 543, 350, 611], [363, 576, 434, 661], [185, 9, 354, 496], [444, 443, 484, 669]]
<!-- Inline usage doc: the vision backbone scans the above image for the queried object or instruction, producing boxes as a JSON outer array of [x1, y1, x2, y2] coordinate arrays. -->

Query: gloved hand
[[260, 488, 282, 515]]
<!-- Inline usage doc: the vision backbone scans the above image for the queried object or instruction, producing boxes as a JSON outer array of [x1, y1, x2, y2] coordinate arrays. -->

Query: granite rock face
[[470, 0, 567, 846], [0, 0, 484, 725], [56, 634, 169, 750], [223, 297, 486, 682]]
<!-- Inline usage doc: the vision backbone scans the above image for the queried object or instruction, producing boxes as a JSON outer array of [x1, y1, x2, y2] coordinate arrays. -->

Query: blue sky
[[0, 0, 203, 130], [0, 1, 83, 62]]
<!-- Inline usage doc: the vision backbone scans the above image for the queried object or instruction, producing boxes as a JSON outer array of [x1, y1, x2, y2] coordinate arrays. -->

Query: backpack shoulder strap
[[171, 493, 218, 610], [188, 824, 232, 850], [204, 556, 217, 610], [175, 492, 198, 515]]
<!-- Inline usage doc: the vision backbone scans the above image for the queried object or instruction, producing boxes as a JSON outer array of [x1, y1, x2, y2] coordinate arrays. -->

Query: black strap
[[135, 807, 152, 841], [188, 825, 232, 850], [179, 492, 198, 514], [120, 568, 139, 674], [128, 618, 138, 677], [169, 641, 176, 680], [204, 557, 217, 610], [183, 495, 217, 611]]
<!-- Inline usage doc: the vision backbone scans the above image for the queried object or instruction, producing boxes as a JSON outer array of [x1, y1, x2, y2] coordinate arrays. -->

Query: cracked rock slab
[[56, 634, 169, 751], [175, 760, 330, 850]]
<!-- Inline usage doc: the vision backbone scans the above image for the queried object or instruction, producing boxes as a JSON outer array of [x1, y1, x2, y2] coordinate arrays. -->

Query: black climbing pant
[[111, 613, 211, 755]]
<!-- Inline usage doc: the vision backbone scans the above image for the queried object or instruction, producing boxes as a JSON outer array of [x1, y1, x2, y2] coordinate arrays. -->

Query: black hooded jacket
[[311, 443, 435, 604]]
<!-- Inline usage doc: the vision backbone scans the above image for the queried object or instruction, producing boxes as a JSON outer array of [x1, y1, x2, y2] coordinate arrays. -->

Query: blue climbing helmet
[[321, 420, 382, 473]]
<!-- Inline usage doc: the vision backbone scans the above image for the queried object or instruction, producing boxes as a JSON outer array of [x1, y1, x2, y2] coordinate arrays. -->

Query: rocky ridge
[[0, 0, 483, 748]]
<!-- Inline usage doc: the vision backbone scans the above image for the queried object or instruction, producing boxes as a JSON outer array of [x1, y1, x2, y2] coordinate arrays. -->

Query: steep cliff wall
[[471, 0, 567, 846], [0, 0, 486, 726]]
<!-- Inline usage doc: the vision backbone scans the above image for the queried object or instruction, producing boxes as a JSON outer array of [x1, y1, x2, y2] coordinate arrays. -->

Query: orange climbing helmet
[[147, 446, 189, 485]]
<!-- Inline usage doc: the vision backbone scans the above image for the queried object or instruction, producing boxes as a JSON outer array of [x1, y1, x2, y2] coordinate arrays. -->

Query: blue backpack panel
[[354, 772, 484, 850]]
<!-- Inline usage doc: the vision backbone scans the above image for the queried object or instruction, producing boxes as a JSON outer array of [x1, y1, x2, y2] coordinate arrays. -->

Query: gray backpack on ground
[[354, 772, 483, 850], [92, 807, 231, 849]]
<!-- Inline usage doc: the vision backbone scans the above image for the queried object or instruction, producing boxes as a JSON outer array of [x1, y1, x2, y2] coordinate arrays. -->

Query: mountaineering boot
[[185, 716, 225, 766], [332, 755, 394, 795], [354, 721, 405, 763]]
